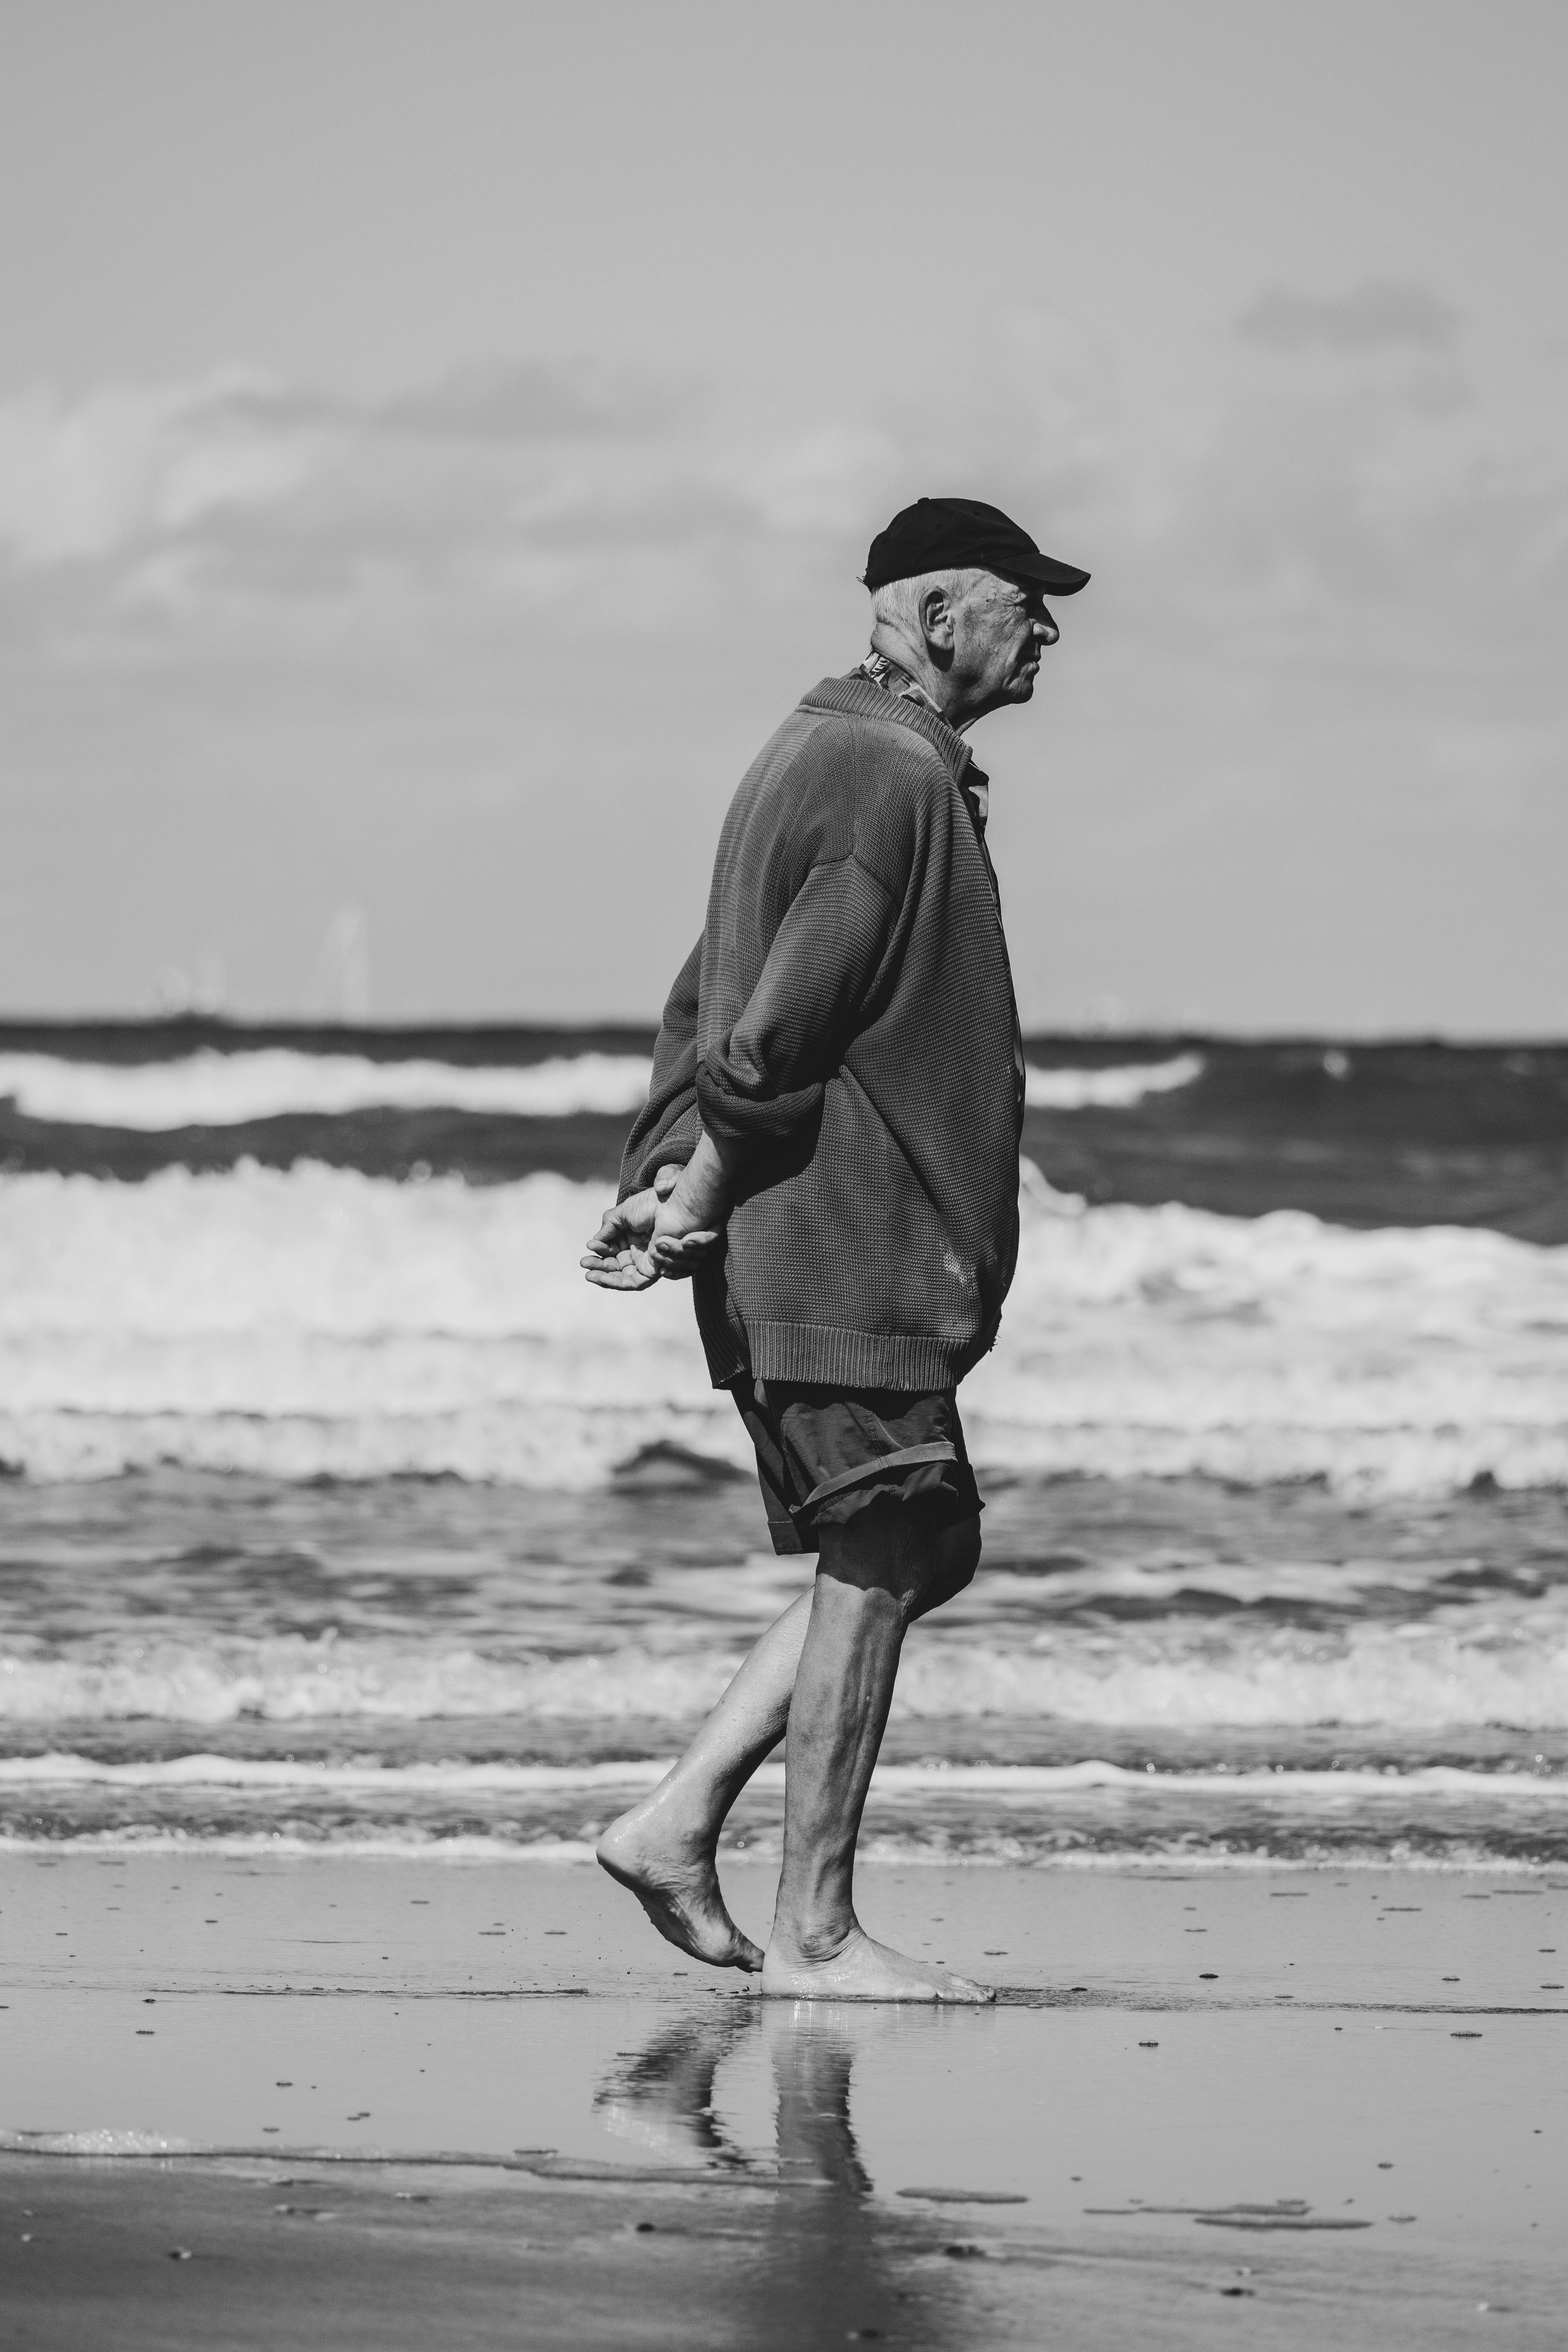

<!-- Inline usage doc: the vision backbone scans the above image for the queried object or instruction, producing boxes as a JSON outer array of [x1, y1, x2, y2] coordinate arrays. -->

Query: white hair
[[868, 566, 991, 632]]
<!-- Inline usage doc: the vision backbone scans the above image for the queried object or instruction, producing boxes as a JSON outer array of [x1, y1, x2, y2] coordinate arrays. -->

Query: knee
[[909, 1514, 981, 1621], [816, 1503, 980, 1621]]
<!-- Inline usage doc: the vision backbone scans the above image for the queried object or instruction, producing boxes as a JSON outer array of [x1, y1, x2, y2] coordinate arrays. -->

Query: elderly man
[[582, 497, 1088, 2000]]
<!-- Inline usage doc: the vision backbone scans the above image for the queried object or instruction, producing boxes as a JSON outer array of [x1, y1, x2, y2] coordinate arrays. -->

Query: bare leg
[[596, 1591, 811, 1972], [597, 1505, 980, 1975], [761, 1506, 991, 2002]]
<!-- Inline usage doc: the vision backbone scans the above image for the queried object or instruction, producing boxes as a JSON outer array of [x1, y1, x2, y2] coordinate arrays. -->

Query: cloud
[[0, 370, 336, 566], [0, 357, 697, 581], [0, 299, 1565, 1031], [0, 306, 1561, 728], [379, 358, 676, 443], [0, 303, 1559, 655], [0, 303, 1108, 653], [1236, 279, 1461, 355]]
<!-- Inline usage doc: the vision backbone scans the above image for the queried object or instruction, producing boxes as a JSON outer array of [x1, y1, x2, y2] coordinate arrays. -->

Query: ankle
[[770, 1915, 859, 1965], [606, 1794, 718, 1859]]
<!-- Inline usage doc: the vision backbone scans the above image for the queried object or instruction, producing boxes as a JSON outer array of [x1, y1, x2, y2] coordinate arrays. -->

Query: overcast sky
[[1, 0, 1564, 1032]]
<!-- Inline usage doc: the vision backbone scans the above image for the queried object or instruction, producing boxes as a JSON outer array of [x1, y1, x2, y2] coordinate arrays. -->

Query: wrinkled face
[[953, 573, 1060, 708]]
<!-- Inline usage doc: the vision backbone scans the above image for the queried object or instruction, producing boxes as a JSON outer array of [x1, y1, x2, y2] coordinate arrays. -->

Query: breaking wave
[[7, 1746, 1568, 1866], [2, 1753, 1564, 1798], [3, 1617, 1566, 1729], [0, 1160, 1562, 1495], [0, 1047, 1201, 1130], [0, 1048, 657, 1127], [1024, 1054, 1203, 1109]]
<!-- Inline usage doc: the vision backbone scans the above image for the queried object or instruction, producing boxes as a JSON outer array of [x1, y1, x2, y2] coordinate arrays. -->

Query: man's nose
[[1033, 610, 1059, 646]]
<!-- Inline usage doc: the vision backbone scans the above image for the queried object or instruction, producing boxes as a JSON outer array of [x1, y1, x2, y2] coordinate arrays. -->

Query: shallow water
[[1, 1027, 1564, 1867], [2, 1471, 1564, 1865]]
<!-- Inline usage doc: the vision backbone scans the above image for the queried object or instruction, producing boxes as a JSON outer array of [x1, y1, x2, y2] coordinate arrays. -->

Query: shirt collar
[[853, 647, 945, 719], [798, 671, 977, 793], [834, 660, 991, 826]]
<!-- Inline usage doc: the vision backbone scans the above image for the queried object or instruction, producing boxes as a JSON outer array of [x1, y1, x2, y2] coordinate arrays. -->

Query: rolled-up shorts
[[728, 1377, 983, 1556]]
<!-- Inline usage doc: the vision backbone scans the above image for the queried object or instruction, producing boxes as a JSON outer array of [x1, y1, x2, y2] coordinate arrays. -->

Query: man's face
[[952, 573, 1059, 710]]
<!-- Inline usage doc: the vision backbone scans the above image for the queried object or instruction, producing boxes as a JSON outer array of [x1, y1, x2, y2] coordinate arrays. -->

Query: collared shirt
[[849, 652, 1023, 1118], [852, 649, 992, 844], [852, 646, 943, 716]]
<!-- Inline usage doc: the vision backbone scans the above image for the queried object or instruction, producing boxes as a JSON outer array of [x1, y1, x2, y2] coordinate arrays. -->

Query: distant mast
[[307, 904, 371, 1022]]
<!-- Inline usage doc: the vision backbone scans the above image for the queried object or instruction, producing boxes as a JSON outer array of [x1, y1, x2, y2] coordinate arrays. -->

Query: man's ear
[[918, 584, 957, 653]]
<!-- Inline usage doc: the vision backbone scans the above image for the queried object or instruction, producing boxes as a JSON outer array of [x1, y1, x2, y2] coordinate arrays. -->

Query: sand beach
[[4, 1851, 1565, 2348]]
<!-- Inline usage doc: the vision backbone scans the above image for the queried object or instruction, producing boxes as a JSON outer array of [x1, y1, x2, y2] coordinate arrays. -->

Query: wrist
[[670, 1167, 726, 1227], [671, 1128, 736, 1226], [706, 1130, 746, 1179]]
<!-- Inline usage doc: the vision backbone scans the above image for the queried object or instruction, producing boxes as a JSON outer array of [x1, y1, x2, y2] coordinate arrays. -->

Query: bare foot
[[761, 1925, 995, 2004], [596, 1805, 763, 1974]]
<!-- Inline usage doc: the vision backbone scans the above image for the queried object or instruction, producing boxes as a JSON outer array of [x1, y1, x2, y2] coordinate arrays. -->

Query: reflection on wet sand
[[593, 2010, 758, 2170], [594, 2005, 974, 2345]]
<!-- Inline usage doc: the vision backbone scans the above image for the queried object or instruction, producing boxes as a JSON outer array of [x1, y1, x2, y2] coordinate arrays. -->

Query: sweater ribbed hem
[[742, 1320, 975, 1391]]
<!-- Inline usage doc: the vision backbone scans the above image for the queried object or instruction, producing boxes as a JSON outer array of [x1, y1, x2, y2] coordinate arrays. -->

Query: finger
[[650, 1231, 720, 1265], [584, 1263, 659, 1290], [587, 1189, 657, 1247], [657, 1241, 717, 1280], [584, 1238, 641, 1271], [582, 1237, 638, 1267]]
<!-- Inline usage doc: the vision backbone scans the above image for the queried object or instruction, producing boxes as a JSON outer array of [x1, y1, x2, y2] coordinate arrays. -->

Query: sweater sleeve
[[697, 855, 897, 1147], [617, 938, 703, 1200]]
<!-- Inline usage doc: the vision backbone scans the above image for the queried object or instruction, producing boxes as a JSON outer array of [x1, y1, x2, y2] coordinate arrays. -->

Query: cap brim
[[1006, 554, 1091, 595]]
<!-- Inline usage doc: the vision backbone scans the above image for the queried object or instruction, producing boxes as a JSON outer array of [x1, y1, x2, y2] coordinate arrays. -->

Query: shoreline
[[5, 1854, 1564, 2345], [7, 1837, 1568, 1876]]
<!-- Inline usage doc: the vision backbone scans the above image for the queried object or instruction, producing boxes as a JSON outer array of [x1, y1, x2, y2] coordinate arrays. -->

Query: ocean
[[1, 1022, 1565, 1871]]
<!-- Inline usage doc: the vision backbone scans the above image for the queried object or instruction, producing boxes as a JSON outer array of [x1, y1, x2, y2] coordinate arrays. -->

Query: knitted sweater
[[617, 673, 1024, 1390]]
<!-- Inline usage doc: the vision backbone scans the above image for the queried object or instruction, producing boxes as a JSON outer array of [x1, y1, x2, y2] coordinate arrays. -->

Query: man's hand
[[581, 1183, 662, 1289], [645, 1130, 739, 1279], [581, 1163, 722, 1290], [645, 1189, 723, 1281]]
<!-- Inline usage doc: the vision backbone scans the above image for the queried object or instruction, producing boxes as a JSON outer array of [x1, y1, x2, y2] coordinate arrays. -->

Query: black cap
[[864, 497, 1089, 598]]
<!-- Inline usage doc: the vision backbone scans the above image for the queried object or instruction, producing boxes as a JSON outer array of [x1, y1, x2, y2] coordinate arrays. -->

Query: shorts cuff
[[766, 1515, 813, 1555], [811, 1457, 982, 1530]]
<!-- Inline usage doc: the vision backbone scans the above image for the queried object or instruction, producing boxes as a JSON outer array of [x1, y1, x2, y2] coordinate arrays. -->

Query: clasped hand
[[580, 1162, 723, 1291]]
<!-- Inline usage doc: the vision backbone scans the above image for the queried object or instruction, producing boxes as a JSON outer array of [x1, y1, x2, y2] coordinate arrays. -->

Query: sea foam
[[1024, 1053, 1203, 1108], [0, 1048, 1201, 1129], [3, 1617, 1566, 1728], [0, 1160, 1562, 1494], [0, 2130, 193, 2155], [1, 1753, 1561, 1798], [0, 1048, 657, 1126]]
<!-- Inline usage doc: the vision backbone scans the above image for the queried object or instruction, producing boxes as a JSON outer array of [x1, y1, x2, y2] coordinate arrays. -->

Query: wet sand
[[3, 1855, 1565, 2347]]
